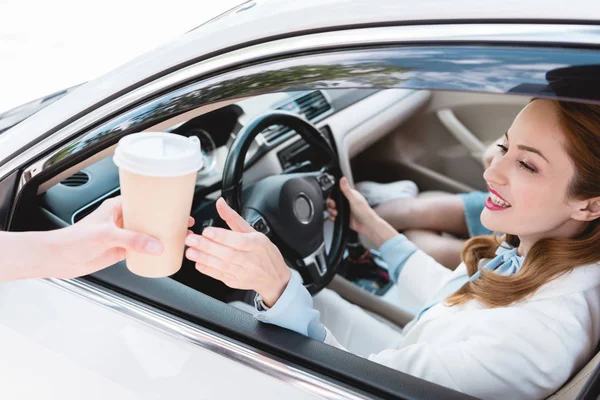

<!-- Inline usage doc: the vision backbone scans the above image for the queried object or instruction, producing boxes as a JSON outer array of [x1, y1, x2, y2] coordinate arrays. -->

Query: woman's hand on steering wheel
[[328, 177, 399, 247], [327, 177, 380, 236], [185, 198, 292, 307]]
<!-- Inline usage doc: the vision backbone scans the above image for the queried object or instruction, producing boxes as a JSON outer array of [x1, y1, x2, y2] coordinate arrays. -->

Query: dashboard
[[39, 87, 429, 301], [41, 88, 383, 220], [40, 86, 431, 232], [165, 89, 380, 191]]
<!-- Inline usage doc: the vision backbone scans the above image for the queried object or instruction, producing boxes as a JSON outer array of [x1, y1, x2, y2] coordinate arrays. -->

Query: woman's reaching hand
[[185, 198, 291, 307]]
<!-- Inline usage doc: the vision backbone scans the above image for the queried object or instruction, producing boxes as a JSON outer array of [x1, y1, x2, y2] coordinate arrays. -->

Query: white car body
[[2, 1, 600, 399], [0, 279, 324, 399]]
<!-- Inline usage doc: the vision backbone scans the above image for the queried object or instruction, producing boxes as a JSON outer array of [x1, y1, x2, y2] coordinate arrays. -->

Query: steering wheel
[[221, 111, 350, 294]]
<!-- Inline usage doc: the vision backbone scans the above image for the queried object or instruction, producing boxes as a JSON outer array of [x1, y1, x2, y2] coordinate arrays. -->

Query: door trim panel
[[437, 108, 486, 159]]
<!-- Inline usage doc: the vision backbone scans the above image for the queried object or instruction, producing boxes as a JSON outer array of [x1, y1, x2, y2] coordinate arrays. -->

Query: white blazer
[[323, 249, 600, 400]]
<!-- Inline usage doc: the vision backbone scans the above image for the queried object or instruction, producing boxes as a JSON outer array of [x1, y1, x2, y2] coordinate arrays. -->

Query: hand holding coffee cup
[[113, 132, 203, 277]]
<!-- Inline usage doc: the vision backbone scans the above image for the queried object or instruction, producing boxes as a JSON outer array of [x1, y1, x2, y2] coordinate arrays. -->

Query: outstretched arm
[[0, 197, 190, 282]]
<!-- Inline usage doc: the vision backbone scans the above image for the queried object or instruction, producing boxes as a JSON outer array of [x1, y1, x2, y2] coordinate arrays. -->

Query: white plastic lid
[[113, 132, 203, 177]]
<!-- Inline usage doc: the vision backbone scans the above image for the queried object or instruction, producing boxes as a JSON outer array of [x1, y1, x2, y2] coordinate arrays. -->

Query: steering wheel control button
[[304, 244, 328, 279], [251, 216, 270, 235], [293, 194, 314, 224], [317, 173, 335, 192]]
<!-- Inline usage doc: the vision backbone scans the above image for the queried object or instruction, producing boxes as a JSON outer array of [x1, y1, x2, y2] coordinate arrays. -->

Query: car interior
[[9, 86, 600, 399], [36, 88, 527, 308]]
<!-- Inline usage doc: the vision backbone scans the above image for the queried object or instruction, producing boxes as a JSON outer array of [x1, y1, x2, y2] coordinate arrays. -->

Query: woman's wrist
[[364, 216, 399, 248], [260, 268, 292, 308]]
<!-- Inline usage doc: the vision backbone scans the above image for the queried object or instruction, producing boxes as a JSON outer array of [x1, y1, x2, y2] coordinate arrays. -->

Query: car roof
[[3, 0, 600, 163]]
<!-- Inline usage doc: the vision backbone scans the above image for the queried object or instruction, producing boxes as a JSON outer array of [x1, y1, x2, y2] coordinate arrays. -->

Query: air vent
[[295, 91, 331, 121], [261, 91, 332, 144], [260, 124, 289, 143], [61, 171, 89, 187]]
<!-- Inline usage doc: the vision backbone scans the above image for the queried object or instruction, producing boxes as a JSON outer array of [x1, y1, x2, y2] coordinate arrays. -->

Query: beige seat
[[547, 351, 600, 399]]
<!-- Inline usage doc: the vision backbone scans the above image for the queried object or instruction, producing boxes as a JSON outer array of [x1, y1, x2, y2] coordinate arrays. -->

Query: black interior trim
[[85, 260, 474, 400], [0, 170, 18, 230]]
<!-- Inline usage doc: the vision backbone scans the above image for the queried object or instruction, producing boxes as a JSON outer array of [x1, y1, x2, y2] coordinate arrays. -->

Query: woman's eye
[[495, 144, 536, 173], [518, 161, 536, 173], [496, 144, 508, 154]]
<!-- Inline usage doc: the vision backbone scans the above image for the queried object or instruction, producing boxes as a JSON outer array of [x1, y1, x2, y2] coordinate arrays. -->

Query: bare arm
[[0, 230, 57, 281], [0, 197, 185, 282]]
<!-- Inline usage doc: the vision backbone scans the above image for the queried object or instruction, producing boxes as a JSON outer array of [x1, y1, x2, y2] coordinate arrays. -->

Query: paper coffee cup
[[113, 132, 203, 278]]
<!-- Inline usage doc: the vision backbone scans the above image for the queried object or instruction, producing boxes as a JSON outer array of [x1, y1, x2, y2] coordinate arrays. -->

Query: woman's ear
[[571, 197, 600, 222]]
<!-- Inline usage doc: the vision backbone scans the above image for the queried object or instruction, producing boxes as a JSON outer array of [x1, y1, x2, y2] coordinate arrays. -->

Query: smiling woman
[[184, 98, 600, 399], [451, 99, 600, 308]]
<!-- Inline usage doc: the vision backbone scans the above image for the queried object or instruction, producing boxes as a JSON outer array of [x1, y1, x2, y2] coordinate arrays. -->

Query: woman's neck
[[517, 220, 589, 257], [516, 240, 531, 257]]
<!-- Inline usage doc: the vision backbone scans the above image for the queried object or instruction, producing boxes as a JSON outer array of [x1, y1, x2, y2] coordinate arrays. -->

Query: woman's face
[[481, 100, 583, 240]]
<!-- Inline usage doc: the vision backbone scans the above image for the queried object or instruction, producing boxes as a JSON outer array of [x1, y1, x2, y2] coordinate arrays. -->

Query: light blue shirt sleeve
[[378, 234, 419, 283], [253, 234, 417, 342], [253, 270, 326, 341]]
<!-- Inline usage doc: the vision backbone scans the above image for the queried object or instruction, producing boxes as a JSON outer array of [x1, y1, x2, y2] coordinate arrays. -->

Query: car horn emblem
[[293, 193, 314, 224]]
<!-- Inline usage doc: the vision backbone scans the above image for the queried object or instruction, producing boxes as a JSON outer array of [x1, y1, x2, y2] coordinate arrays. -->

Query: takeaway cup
[[113, 132, 202, 277]]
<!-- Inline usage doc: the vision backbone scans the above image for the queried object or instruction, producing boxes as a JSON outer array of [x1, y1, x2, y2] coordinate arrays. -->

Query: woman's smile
[[485, 196, 511, 211], [485, 185, 511, 211]]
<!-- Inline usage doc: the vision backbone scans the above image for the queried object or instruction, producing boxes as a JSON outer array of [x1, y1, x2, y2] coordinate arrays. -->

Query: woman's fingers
[[339, 177, 357, 201], [327, 206, 337, 221], [340, 177, 369, 206], [188, 216, 195, 228], [326, 198, 337, 211], [185, 233, 243, 265], [196, 262, 237, 288], [194, 227, 256, 252], [326, 197, 338, 221], [215, 198, 254, 233], [187, 248, 236, 274], [185, 232, 260, 290]]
